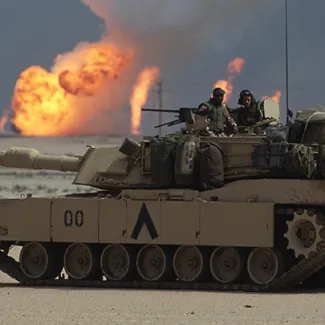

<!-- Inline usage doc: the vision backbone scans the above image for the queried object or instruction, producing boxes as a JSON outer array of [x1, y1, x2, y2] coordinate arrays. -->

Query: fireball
[[11, 42, 134, 136]]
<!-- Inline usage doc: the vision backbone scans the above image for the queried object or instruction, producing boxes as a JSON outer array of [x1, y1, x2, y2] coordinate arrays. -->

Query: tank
[[2, 101, 325, 292], [0, 98, 283, 193]]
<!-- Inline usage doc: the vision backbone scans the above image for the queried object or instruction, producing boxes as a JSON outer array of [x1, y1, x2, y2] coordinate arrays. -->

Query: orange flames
[[54, 43, 131, 96], [130, 67, 160, 134], [11, 42, 133, 136], [271, 90, 282, 104], [1, 46, 283, 135], [5, 39, 160, 136], [213, 57, 282, 105], [213, 57, 245, 102], [262, 91, 282, 104], [0, 109, 10, 132]]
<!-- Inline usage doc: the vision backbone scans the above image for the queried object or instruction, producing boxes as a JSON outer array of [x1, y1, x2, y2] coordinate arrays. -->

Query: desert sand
[[0, 135, 324, 325]]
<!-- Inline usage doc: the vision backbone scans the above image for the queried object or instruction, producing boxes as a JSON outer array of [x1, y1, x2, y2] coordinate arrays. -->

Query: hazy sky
[[0, 0, 324, 135]]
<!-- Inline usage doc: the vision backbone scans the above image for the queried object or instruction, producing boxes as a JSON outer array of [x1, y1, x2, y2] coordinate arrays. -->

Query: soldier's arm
[[222, 106, 238, 131], [227, 106, 240, 124]]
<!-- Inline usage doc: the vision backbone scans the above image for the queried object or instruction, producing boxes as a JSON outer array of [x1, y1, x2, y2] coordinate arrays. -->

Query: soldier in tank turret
[[230, 89, 264, 128], [197, 87, 238, 136]]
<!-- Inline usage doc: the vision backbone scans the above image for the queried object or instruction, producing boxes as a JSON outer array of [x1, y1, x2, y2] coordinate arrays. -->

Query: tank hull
[[1, 178, 325, 292]]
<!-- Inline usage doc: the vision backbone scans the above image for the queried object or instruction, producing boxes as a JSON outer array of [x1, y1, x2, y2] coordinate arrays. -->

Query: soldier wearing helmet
[[197, 87, 238, 135], [231, 89, 264, 128]]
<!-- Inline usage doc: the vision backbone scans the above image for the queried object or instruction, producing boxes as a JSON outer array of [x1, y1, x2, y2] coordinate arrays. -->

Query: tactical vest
[[201, 101, 226, 132]]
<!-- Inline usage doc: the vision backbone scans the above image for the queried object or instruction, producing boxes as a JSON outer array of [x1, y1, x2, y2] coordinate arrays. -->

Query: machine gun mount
[[141, 107, 197, 128]]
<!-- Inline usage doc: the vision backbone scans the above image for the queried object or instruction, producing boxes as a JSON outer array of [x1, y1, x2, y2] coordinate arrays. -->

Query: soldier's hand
[[233, 125, 239, 134], [198, 104, 209, 114]]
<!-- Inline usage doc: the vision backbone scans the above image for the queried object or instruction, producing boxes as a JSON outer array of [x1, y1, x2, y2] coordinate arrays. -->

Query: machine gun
[[141, 107, 197, 128]]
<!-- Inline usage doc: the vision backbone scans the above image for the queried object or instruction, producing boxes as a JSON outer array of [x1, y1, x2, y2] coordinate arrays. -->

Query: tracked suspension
[[1, 207, 325, 292], [1, 247, 325, 292]]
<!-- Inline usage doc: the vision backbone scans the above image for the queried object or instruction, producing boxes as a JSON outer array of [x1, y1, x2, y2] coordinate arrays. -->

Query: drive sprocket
[[284, 209, 324, 259]]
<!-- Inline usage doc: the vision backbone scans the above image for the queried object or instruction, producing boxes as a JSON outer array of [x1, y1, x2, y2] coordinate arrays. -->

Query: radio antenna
[[285, 0, 289, 124]]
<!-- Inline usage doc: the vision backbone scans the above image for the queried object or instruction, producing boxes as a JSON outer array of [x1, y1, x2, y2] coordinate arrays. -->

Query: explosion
[[5, 48, 282, 136], [7, 39, 160, 136], [11, 43, 134, 136], [0, 1, 283, 136]]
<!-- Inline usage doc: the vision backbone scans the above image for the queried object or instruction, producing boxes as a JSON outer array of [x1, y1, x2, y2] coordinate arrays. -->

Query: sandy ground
[[0, 136, 325, 325]]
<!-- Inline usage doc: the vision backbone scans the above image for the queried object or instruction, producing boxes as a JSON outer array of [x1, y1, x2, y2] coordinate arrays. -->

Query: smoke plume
[[6, 0, 325, 135], [78, 0, 281, 133], [82, 0, 275, 67], [8, 0, 292, 136]]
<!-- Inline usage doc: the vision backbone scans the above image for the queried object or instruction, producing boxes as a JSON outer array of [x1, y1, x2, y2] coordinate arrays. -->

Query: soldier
[[231, 89, 264, 128], [197, 87, 238, 135]]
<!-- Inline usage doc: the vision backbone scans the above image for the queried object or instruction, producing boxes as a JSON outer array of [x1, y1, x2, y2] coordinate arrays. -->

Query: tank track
[[2, 206, 325, 292], [0, 251, 26, 283], [1, 248, 325, 292]]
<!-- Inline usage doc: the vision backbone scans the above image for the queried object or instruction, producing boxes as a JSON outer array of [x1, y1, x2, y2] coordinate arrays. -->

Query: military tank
[[1, 98, 325, 292]]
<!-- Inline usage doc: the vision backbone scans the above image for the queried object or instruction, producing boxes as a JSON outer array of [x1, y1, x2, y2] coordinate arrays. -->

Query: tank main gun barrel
[[0, 147, 81, 172]]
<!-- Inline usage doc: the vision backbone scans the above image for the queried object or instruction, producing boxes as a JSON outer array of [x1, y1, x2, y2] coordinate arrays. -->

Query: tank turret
[[0, 98, 286, 194], [0, 135, 270, 194], [2, 101, 325, 195]]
